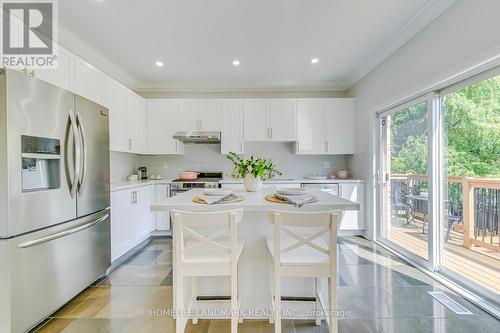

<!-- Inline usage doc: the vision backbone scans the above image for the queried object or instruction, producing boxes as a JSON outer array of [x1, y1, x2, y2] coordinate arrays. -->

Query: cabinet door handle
[[325, 141, 328, 152], [199, 119, 202, 130], [297, 141, 300, 152], [129, 138, 132, 151]]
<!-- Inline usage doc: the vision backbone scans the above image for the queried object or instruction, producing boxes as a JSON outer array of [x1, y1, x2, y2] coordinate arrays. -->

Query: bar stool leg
[[231, 264, 238, 333], [274, 270, 281, 333], [176, 272, 185, 333], [328, 275, 338, 333], [315, 277, 321, 325], [191, 277, 198, 325]]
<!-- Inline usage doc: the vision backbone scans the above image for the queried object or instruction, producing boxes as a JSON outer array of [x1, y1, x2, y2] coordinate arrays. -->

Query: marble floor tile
[[377, 317, 500, 333], [294, 319, 384, 333], [125, 250, 164, 265]]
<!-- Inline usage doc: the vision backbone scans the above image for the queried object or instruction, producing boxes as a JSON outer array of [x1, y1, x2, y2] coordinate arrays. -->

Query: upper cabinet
[[179, 98, 221, 131], [127, 91, 146, 153], [243, 99, 268, 141], [296, 98, 355, 155], [268, 99, 296, 141], [105, 76, 129, 152], [35, 45, 75, 92], [243, 99, 296, 142], [221, 99, 244, 155], [74, 56, 105, 105], [147, 99, 184, 155], [296, 98, 326, 154], [325, 98, 355, 154]]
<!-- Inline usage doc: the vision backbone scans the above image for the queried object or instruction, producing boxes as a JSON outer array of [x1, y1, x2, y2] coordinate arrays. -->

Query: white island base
[[151, 189, 359, 321]]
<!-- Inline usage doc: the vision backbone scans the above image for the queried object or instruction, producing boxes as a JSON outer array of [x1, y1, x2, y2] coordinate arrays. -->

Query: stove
[[170, 172, 222, 195]]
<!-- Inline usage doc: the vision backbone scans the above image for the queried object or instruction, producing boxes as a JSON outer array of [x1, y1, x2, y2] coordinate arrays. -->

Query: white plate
[[275, 188, 308, 196], [203, 189, 233, 196]]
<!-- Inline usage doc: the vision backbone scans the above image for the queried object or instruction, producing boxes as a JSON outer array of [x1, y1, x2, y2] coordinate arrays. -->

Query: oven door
[[170, 188, 190, 196]]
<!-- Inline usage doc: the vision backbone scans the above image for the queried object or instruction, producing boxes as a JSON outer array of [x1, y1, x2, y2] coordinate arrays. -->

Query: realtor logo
[[1, 0, 58, 69]]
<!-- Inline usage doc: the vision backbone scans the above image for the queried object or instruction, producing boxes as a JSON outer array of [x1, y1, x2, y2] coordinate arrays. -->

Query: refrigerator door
[[3, 69, 77, 237], [75, 95, 110, 217], [6, 209, 110, 333]]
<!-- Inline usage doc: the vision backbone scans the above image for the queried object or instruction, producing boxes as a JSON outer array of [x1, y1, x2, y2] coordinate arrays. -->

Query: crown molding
[[58, 25, 140, 90], [134, 81, 348, 94], [345, 0, 456, 90]]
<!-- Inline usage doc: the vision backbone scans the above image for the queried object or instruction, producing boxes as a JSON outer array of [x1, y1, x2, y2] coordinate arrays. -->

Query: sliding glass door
[[379, 100, 430, 266], [377, 67, 500, 308]]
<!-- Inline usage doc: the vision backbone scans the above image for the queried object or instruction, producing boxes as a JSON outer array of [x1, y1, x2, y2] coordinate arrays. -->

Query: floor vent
[[428, 292, 473, 315]]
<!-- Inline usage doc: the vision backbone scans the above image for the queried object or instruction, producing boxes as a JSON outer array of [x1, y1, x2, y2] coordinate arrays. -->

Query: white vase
[[244, 174, 262, 192]]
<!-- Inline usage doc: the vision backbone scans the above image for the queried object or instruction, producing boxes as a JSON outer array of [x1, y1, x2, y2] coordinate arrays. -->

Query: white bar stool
[[266, 209, 339, 333], [172, 209, 244, 333]]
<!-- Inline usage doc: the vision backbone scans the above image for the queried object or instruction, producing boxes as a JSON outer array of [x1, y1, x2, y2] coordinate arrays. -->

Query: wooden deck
[[387, 219, 500, 295]]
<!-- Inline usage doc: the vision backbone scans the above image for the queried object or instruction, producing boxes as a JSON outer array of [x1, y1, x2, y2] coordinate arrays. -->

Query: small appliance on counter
[[336, 169, 349, 179], [138, 167, 148, 180]]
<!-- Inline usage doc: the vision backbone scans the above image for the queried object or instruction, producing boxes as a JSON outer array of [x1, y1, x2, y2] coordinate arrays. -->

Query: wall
[[138, 142, 348, 179], [110, 152, 139, 182], [347, 0, 500, 238]]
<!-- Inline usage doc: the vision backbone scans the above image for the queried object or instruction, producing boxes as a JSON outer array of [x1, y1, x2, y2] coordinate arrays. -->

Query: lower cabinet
[[154, 184, 171, 231], [111, 185, 154, 261], [338, 183, 365, 231], [221, 182, 301, 190]]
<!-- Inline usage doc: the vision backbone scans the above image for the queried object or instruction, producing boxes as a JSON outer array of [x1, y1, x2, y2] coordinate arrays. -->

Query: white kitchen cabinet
[[244, 99, 296, 142], [178, 99, 199, 131], [154, 184, 171, 231], [296, 98, 325, 154], [74, 56, 105, 105], [296, 98, 355, 155], [35, 45, 75, 92], [221, 99, 244, 154], [325, 98, 355, 154], [268, 99, 296, 141], [147, 99, 184, 154], [111, 189, 133, 261], [127, 92, 146, 153], [105, 76, 129, 152], [338, 183, 365, 231], [179, 98, 221, 131], [199, 99, 221, 130], [131, 186, 154, 239], [111, 185, 155, 261], [243, 99, 268, 141]]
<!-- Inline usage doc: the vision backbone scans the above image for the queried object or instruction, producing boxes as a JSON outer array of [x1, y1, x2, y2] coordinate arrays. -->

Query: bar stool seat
[[266, 236, 329, 265], [184, 239, 245, 264]]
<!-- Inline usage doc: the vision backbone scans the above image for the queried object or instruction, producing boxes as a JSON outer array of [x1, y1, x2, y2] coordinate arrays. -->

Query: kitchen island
[[151, 188, 359, 320]]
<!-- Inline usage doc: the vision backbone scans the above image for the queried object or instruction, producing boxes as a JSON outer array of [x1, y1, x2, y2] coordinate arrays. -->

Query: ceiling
[[59, 0, 455, 92]]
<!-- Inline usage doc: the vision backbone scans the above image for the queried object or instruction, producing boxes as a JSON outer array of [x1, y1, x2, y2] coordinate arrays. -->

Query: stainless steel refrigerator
[[0, 69, 111, 333]]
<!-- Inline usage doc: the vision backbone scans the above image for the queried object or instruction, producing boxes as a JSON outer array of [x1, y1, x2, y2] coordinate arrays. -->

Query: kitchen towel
[[198, 193, 235, 205]]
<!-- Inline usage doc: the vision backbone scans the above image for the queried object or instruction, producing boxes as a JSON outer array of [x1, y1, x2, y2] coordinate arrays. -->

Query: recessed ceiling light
[[311, 58, 319, 64], [155, 61, 164, 67], [232, 60, 240, 66]]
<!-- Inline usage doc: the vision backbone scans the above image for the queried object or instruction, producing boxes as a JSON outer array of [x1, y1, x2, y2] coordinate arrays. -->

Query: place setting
[[265, 187, 318, 207], [192, 189, 245, 205]]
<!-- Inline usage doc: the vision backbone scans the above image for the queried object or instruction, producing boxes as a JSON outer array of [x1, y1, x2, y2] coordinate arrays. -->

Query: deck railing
[[390, 174, 500, 253]]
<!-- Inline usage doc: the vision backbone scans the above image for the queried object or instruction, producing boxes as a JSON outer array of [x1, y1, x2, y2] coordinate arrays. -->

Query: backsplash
[[110, 152, 139, 182], [137, 143, 348, 179]]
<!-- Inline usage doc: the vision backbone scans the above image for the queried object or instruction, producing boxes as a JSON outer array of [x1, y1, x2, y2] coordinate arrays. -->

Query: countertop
[[111, 177, 365, 191], [151, 188, 359, 212], [111, 179, 174, 192], [220, 178, 365, 184]]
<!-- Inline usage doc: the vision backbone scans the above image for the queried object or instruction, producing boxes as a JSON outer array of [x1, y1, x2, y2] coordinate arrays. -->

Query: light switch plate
[[162, 162, 168, 169]]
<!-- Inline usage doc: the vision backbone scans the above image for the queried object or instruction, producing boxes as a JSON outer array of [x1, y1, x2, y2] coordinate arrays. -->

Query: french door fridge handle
[[17, 213, 109, 249], [68, 112, 81, 198], [76, 112, 87, 197]]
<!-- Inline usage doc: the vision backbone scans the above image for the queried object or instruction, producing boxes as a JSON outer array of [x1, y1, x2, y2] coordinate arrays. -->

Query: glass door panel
[[380, 101, 430, 263], [440, 74, 500, 302]]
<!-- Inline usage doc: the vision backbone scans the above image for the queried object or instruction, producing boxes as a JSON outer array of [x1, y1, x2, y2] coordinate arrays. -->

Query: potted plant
[[227, 152, 282, 192]]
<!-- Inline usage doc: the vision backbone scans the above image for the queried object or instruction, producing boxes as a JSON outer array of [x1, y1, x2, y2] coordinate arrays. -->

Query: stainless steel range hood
[[173, 131, 221, 144]]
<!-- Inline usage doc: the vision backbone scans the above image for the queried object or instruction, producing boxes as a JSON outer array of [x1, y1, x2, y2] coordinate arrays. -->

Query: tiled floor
[[31, 237, 499, 333]]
